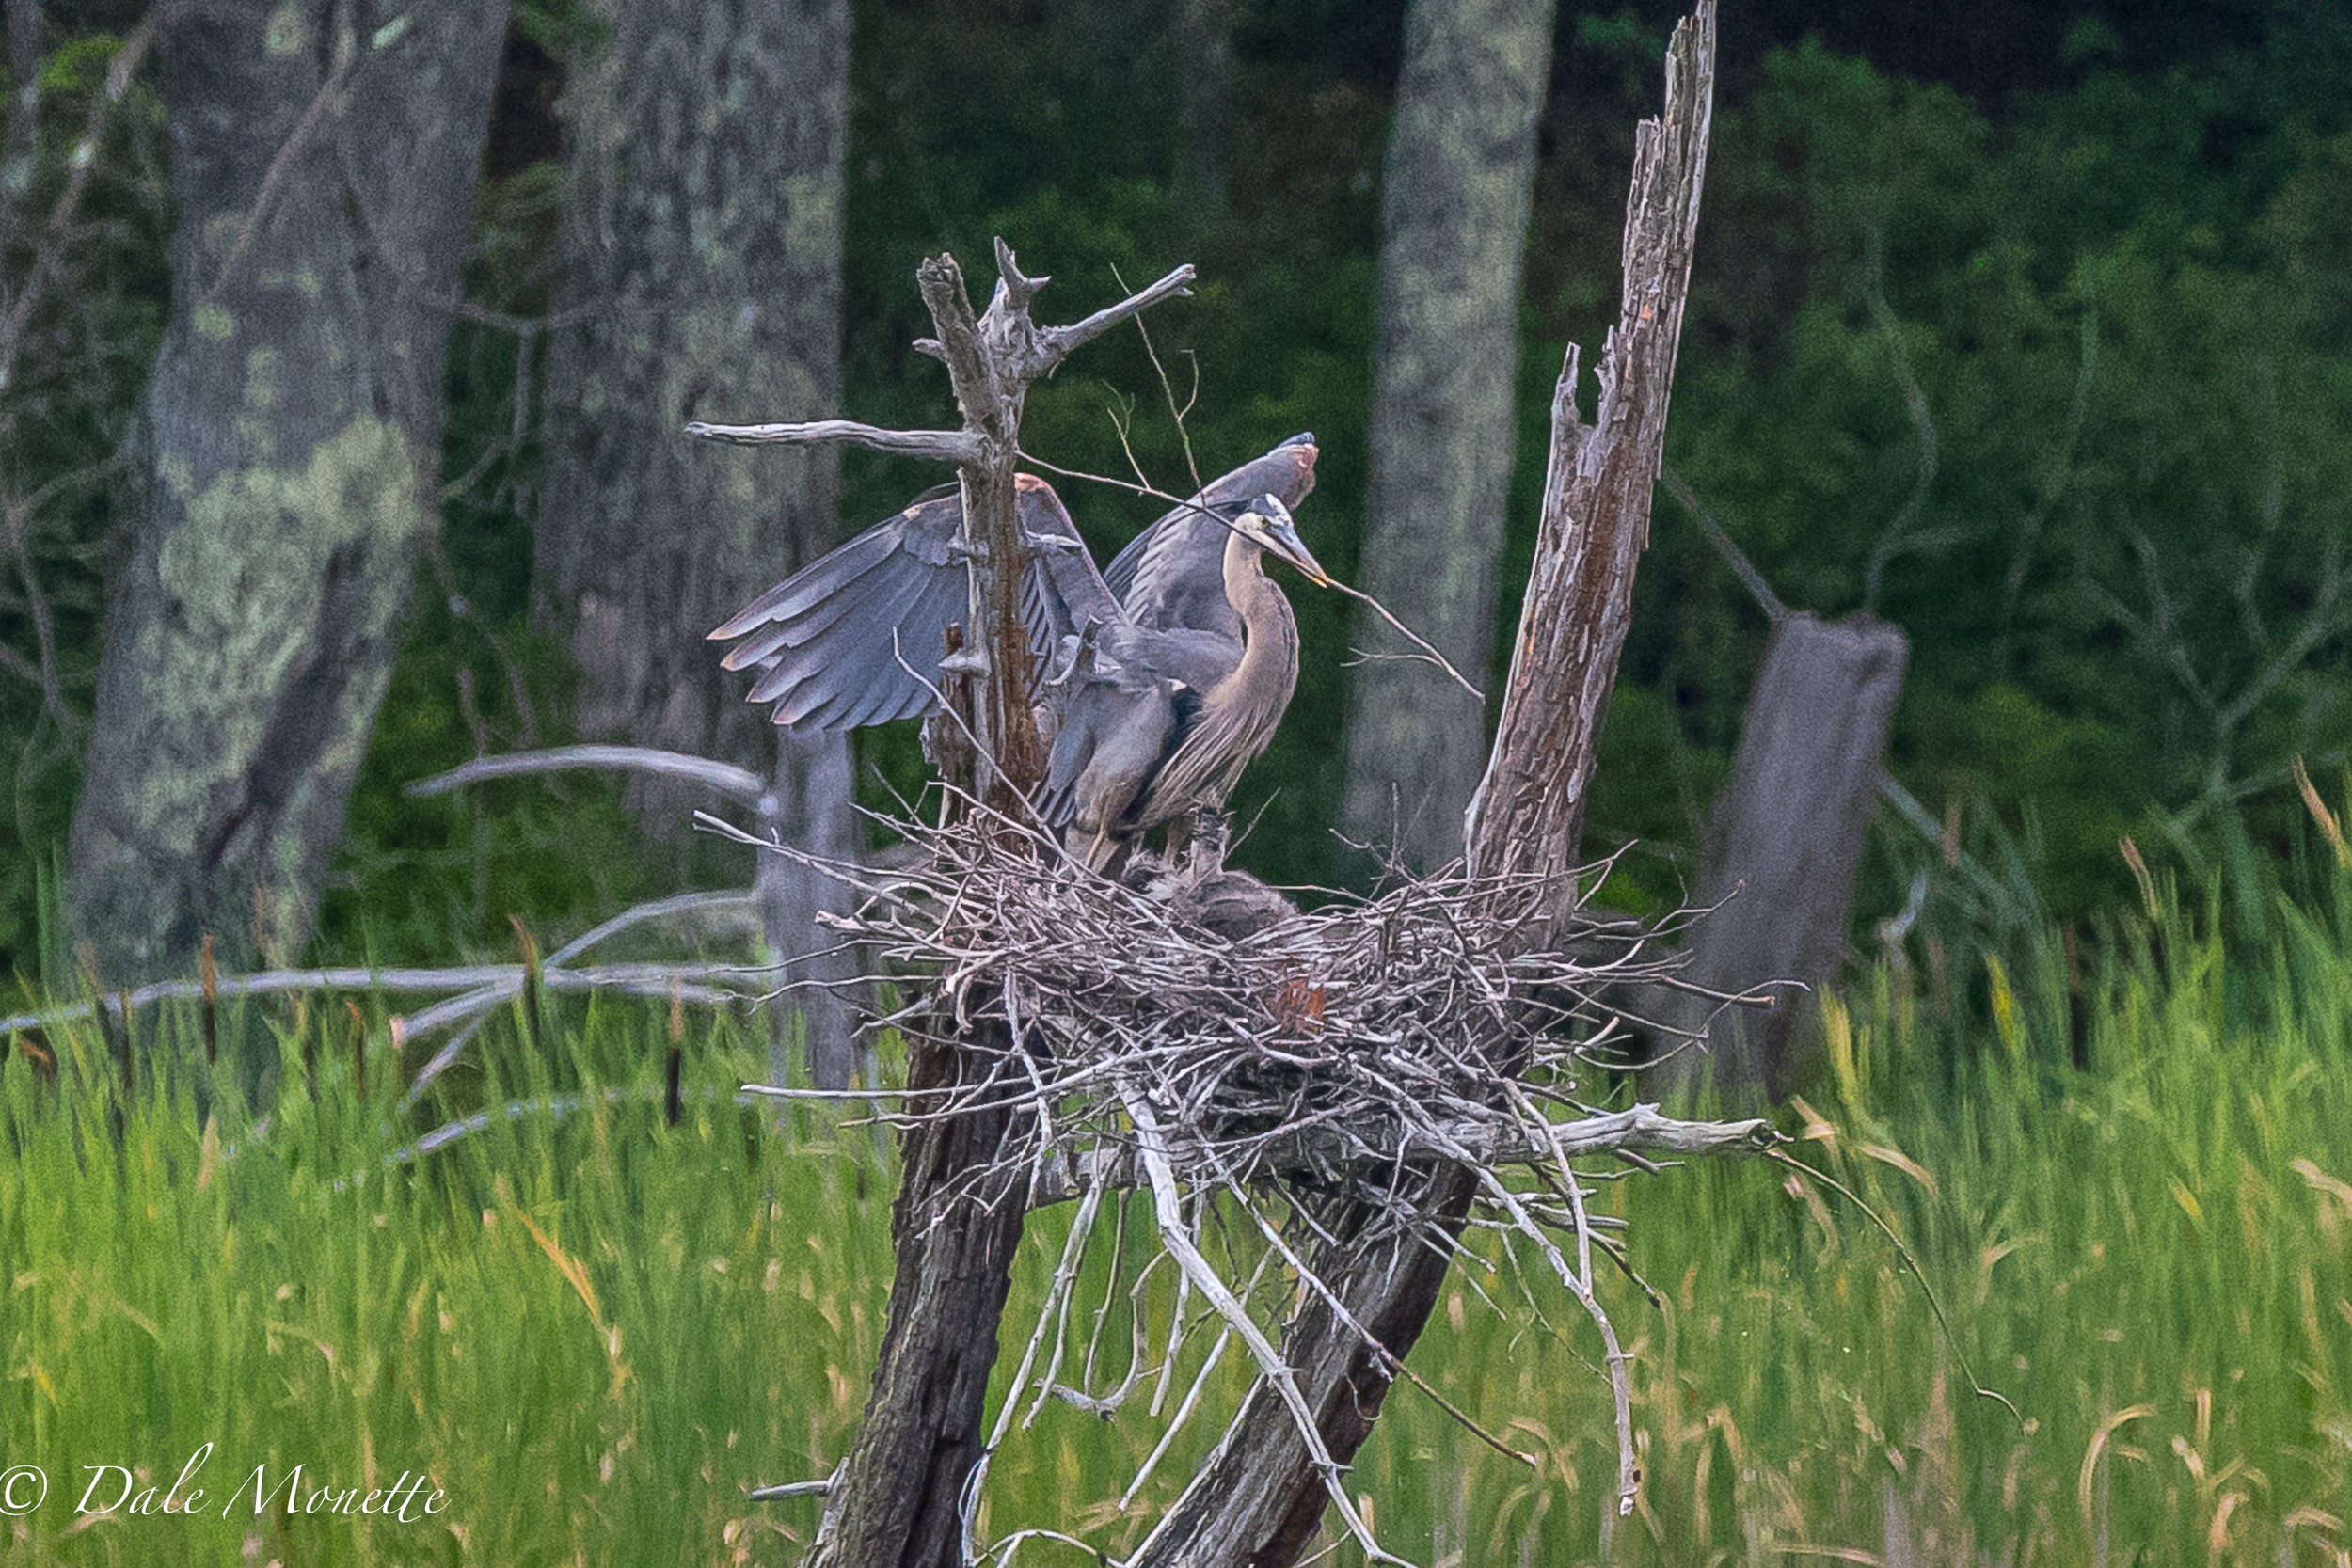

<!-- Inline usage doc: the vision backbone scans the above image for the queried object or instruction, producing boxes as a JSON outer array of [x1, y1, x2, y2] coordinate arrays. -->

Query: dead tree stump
[[1661, 611, 1908, 1099]]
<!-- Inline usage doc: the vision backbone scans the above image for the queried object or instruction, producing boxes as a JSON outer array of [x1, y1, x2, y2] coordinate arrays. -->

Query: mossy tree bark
[[537, 0, 847, 776], [1339, 0, 1554, 870], [537, 0, 856, 1085], [68, 0, 507, 985]]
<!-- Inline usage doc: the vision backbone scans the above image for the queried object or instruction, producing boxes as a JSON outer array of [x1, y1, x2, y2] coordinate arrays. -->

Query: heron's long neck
[[1221, 530, 1299, 697]]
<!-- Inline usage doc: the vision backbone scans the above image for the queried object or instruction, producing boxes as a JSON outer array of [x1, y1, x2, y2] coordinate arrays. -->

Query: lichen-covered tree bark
[[537, 0, 856, 1085], [537, 0, 847, 777], [1339, 0, 1554, 869], [69, 0, 507, 984]]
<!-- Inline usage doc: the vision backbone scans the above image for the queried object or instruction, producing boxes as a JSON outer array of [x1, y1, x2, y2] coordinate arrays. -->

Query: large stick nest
[[723, 798, 1775, 1563], [838, 810, 1701, 1199]]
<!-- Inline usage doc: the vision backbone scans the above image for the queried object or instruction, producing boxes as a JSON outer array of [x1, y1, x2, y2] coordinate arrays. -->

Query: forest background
[[5, 3, 2352, 1563], [4, 0, 2348, 993]]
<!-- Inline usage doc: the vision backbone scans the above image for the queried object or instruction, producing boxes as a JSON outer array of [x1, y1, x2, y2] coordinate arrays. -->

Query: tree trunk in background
[[538, 0, 856, 1085], [538, 0, 846, 777], [758, 728, 858, 1089], [68, 0, 507, 985], [1660, 612, 1907, 1099], [1339, 0, 1554, 870], [1170, 0, 1233, 230]]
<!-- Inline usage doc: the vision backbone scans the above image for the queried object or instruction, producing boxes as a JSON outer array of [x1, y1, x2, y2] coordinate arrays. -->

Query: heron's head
[[1234, 494, 1332, 586]]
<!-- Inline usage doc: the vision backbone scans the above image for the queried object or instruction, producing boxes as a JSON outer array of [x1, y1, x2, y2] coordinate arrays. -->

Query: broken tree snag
[[709, 245, 1193, 1568], [1465, 0, 1715, 900], [1661, 611, 1908, 1099], [913, 242, 1196, 815], [913, 253, 1041, 811], [809, 1033, 1029, 1568], [1131, 8, 1717, 1565]]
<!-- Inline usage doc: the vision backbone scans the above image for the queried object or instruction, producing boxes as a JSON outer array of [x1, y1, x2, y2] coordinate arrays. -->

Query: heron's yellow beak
[[1247, 496, 1333, 587]]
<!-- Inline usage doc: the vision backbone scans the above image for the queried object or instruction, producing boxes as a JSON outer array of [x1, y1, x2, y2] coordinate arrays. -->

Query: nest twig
[[715, 795, 1776, 1563]]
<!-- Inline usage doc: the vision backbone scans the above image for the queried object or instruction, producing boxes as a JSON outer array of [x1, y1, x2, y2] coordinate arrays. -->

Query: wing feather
[[715, 475, 1132, 735], [755, 559, 943, 715]]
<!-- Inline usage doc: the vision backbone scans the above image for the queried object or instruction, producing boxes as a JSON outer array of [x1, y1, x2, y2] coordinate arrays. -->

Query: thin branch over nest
[[722, 798, 1773, 1564]]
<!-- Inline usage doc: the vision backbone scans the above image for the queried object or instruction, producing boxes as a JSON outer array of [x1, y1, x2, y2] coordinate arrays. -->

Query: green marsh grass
[[4, 875, 2350, 1563]]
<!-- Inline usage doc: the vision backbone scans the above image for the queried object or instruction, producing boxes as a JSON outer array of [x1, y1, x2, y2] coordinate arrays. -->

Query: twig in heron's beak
[[1014, 446, 1487, 705], [1322, 577, 1486, 703]]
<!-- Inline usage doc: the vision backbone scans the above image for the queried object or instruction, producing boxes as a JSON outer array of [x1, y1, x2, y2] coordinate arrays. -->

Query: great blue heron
[[709, 436, 1328, 864], [1039, 489, 1329, 867]]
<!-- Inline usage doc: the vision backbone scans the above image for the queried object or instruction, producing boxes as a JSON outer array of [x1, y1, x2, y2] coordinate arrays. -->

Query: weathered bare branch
[[1003, 1104, 1771, 1207], [990, 235, 1047, 311], [1117, 1081, 1403, 1568], [0, 960, 761, 1038], [406, 745, 767, 807], [1661, 464, 1788, 622], [545, 890, 760, 967], [1028, 261, 1195, 377], [683, 418, 983, 465]]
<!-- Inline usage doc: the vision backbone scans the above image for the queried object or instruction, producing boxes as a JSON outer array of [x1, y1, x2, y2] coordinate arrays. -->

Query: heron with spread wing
[[709, 436, 1327, 867]]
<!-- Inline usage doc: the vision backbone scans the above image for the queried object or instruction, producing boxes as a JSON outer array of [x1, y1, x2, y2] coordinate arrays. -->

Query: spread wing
[[1102, 433, 1320, 641], [712, 475, 1120, 731]]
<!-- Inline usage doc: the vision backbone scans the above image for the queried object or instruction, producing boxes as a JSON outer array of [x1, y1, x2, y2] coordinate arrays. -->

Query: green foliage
[[0, 26, 169, 974], [8, 1, 2349, 994], [0, 996, 894, 1565], [7, 861, 2352, 1560], [1629, 28, 2352, 930]]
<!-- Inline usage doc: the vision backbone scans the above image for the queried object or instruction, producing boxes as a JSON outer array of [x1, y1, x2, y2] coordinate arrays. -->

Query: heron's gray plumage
[[1034, 493, 1327, 866], [712, 436, 1326, 865], [1103, 430, 1319, 642], [1127, 523, 1302, 829]]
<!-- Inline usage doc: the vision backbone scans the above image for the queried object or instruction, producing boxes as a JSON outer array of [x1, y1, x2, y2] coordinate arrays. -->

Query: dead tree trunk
[[803, 253, 1045, 1568], [534, 0, 858, 1085], [686, 244, 1195, 1568], [1132, 7, 1715, 1562], [1660, 611, 1907, 1098], [537, 0, 848, 776]]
